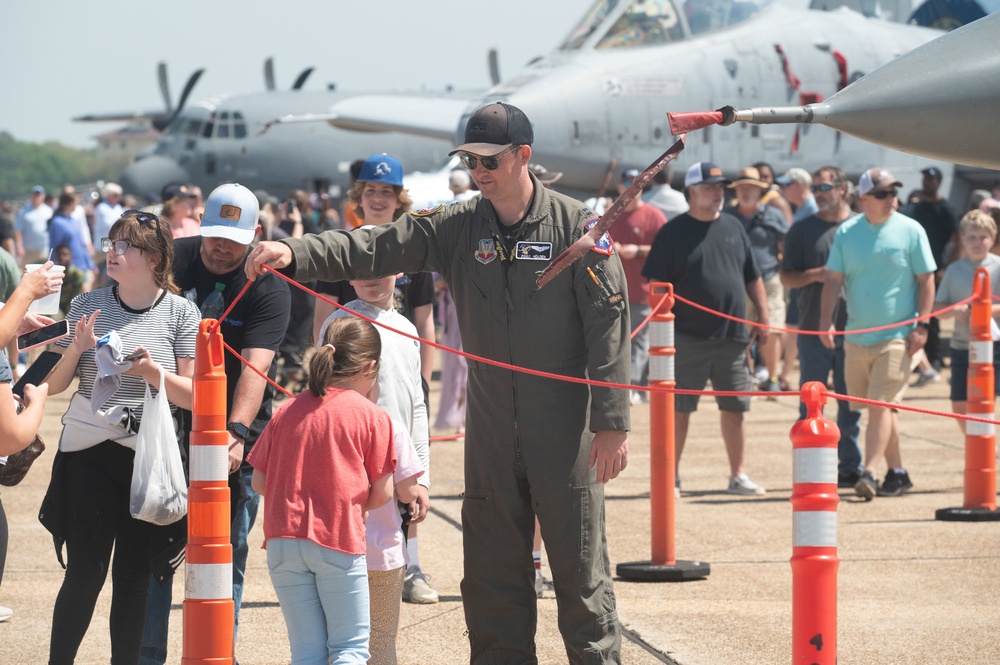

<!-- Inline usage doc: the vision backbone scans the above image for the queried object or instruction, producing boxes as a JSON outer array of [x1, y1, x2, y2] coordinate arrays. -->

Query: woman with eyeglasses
[[41, 210, 201, 665]]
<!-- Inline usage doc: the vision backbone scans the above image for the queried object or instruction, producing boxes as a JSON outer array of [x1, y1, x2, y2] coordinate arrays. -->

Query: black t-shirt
[[780, 214, 848, 332], [642, 212, 760, 342], [314, 273, 435, 326], [902, 199, 957, 267], [172, 237, 291, 452]]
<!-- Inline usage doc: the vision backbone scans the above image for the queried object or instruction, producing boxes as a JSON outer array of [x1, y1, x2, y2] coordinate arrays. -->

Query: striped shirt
[[57, 286, 200, 422]]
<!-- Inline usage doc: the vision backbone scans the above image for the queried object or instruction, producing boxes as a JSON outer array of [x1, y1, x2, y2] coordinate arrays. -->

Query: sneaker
[[761, 378, 781, 401], [534, 570, 553, 598], [753, 367, 770, 387], [878, 469, 914, 497], [0, 605, 11, 622], [674, 474, 681, 499], [402, 566, 439, 604], [910, 370, 940, 388], [837, 470, 862, 489], [728, 472, 766, 496], [854, 470, 878, 501], [630, 390, 643, 406]]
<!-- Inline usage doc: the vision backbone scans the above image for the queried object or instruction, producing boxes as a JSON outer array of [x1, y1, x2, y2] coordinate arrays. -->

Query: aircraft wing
[[74, 110, 166, 123], [325, 95, 471, 140]]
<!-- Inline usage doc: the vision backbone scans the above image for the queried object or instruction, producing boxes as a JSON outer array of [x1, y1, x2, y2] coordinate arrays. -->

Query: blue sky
[[1, 0, 573, 148]]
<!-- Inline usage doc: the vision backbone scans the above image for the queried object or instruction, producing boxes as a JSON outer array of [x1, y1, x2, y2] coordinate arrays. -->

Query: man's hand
[[819, 324, 836, 350], [20, 261, 63, 301], [907, 325, 928, 356], [246, 241, 292, 281], [589, 430, 628, 483], [756, 322, 770, 347], [408, 485, 430, 525], [227, 433, 245, 474], [16, 312, 56, 337]]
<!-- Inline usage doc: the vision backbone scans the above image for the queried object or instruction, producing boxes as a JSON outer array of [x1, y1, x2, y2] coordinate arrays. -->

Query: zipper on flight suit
[[495, 228, 523, 462]]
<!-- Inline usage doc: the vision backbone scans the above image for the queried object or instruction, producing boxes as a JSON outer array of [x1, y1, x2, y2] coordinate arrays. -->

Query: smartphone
[[12, 351, 61, 399], [286, 198, 297, 212], [17, 319, 69, 352], [123, 349, 145, 362]]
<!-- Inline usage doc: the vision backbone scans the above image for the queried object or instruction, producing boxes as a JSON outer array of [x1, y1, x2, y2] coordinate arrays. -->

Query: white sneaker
[[753, 367, 769, 387], [630, 390, 643, 406], [534, 570, 553, 598], [0, 605, 12, 622], [728, 472, 766, 496], [402, 566, 439, 604]]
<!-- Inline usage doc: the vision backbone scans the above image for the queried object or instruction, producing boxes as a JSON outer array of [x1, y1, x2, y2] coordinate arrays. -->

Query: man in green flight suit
[[247, 102, 630, 665]]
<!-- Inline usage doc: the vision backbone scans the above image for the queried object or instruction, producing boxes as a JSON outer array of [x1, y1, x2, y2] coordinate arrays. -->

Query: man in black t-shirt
[[141, 184, 290, 665], [643, 161, 769, 496]]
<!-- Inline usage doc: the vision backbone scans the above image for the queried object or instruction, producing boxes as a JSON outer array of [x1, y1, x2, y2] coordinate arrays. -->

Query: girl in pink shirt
[[248, 317, 396, 664]]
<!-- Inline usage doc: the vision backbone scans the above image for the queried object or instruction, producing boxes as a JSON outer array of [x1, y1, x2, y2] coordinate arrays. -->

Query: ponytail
[[308, 317, 381, 397]]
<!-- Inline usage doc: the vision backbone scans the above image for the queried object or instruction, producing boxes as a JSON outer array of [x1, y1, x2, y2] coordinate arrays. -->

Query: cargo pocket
[[582, 263, 627, 323]]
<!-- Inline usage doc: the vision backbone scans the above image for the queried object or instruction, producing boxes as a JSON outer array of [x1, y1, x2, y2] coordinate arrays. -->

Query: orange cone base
[[616, 560, 711, 582], [936, 507, 1000, 522]]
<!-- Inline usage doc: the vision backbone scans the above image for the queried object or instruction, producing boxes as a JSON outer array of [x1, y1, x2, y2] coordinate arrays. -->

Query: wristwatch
[[227, 422, 251, 441], [915, 321, 930, 331]]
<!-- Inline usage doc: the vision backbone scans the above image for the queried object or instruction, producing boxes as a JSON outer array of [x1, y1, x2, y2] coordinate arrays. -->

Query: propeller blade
[[488, 47, 501, 86], [156, 68, 204, 131], [264, 57, 276, 91], [291, 67, 314, 90], [157, 61, 172, 112]]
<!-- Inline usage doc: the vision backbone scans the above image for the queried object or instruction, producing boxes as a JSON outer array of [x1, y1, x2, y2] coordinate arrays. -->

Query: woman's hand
[[19, 261, 63, 301], [123, 347, 159, 383], [15, 312, 56, 337], [70, 311, 101, 354], [21, 382, 48, 409]]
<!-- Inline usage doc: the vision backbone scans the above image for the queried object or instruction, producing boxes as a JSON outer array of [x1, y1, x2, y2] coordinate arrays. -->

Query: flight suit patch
[[584, 219, 613, 255], [475, 238, 497, 265], [413, 204, 445, 217], [515, 241, 552, 261], [607, 292, 623, 305]]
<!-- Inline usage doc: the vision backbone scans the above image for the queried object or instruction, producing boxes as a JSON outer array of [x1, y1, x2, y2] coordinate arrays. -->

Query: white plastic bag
[[130, 368, 188, 525]]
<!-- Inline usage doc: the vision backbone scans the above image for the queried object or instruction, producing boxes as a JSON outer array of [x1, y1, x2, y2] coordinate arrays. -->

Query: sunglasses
[[871, 189, 898, 200], [810, 183, 835, 193], [459, 145, 520, 171], [120, 210, 168, 254], [101, 237, 139, 256]]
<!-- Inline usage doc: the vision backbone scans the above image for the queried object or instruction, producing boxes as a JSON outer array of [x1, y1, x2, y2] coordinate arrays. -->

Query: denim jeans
[[139, 466, 260, 665], [630, 302, 651, 387], [797, 334, 863, 475], [267, 538, 370, 665]]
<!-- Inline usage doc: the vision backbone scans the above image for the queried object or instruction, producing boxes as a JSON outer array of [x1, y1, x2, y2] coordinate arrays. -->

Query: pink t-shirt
[[366, 425, 424, 571], [170, 216, 201, 239], [247, 387, 396, 555], [614, 204, 667, 305]]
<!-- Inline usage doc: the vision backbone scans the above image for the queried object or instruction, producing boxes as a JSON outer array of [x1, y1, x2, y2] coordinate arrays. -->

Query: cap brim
[[702, 176, 730, 185], [201, 224, 256, 245], [728, 179, 768, 189], [448, 142, 512, 157]]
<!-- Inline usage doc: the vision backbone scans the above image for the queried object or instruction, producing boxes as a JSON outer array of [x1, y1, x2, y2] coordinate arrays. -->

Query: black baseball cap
[[449, 102, 534, 157], [921, 166, 943, 180]]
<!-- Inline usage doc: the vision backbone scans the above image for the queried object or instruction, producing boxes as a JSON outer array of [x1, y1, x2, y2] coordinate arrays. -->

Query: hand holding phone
[[17, 319, 69, 352], [123, 348, 146, 362], [12, 351, 62, 399]]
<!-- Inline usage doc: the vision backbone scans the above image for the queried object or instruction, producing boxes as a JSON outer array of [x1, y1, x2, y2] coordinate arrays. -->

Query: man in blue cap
[[643, 161, 770, 496]]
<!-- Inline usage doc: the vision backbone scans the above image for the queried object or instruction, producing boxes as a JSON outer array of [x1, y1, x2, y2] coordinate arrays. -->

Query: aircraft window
[[219, 111, 230, 121], [234, 123, 247, 139], [684, 0, 771, 35], [596, 0, 685, 49], [560, 0, 621, 50], [201, 121, 214, 139], [217, 123, 230, 139], [184, 120, 203, 136]]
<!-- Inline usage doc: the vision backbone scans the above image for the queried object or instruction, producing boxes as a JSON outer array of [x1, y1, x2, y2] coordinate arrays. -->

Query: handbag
[[0, 434, 45, 487], [129, 369, 188, 525]]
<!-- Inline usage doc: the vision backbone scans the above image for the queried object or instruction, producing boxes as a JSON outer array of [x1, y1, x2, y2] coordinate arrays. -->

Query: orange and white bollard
[[617, 282, 710, 581], [183, 320, 234, 664], [937, 267, 1000, 521], [790, 381, 839, 665]]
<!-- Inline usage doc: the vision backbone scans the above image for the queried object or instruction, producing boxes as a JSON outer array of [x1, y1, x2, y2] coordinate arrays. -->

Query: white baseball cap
[[201, 183, 259, 245]]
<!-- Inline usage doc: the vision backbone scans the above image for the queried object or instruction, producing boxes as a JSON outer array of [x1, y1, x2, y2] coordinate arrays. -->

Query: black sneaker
[[877, 469, 914, 497], [838, 470, 862, 488], [854, 470, 877, 501]]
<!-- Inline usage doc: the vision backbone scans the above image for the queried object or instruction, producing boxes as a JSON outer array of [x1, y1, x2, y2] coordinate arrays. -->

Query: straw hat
[[727, 166, 768, 189]]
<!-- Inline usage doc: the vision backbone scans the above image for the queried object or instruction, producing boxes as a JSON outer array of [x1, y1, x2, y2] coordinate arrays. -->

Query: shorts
[[948, 345, 1000, 402], [675, 333, 752, 413], [746, 273, 786, 334], [844, 338, 909, 411]]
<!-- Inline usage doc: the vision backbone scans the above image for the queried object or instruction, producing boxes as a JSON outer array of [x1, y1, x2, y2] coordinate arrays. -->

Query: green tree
[[0, 132, 124, 200]]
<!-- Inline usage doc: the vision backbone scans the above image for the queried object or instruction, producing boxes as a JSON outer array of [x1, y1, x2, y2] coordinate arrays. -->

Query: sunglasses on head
[[870, 189, 898, 200], [120, 210, 168, 254], [459, 145, 520, 171], [810, 183, 835, 193]]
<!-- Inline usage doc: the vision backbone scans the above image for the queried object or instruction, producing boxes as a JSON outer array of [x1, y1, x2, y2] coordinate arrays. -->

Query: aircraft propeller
[[264, 56, 314, 91], [488, 47, 501, 86], [158, 65, 205, 131]]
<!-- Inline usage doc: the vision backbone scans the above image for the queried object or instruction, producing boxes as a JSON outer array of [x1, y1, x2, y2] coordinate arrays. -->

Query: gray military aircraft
[[325, 0, 995, 201]]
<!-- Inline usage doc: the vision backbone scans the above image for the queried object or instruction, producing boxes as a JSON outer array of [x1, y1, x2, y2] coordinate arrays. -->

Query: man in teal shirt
[[819, 167, 936, 501]]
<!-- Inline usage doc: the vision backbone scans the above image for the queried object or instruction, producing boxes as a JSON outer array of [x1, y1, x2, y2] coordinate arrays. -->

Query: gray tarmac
[[2, 361, 999, 664]]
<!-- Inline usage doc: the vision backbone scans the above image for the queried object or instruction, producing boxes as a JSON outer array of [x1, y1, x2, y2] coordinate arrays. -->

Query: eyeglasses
[[459, 145, 519, 171], [871, 189, 898, 200], [120, 210, 168, 254], [810, 183, 835, 193], [102, 237, 138, 256]]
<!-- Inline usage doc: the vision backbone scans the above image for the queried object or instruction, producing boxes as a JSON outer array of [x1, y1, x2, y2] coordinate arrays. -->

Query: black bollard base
[[936, 507, 1000, 522], [616, 560, 711, 582]]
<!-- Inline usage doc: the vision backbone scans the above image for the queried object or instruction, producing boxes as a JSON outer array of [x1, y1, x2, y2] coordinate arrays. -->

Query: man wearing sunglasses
[[780, 166, 863, 489], [818, 167, 937, 502], [246, 101, 630, 664]]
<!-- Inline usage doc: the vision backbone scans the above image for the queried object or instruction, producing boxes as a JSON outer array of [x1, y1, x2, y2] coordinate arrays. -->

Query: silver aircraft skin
[[328, 0, 996, 200]]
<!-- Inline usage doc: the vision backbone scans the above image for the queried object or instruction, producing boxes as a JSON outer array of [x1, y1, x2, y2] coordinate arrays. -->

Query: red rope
[[670, 291, 973, 336]]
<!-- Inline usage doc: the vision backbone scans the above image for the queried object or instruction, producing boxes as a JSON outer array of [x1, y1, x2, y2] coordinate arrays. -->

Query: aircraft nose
[[120, 155, 190, 200]]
